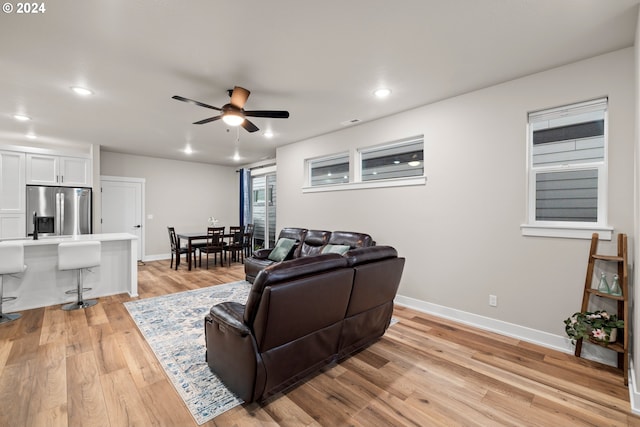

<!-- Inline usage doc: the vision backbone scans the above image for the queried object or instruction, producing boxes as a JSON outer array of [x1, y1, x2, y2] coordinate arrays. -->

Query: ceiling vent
[[340, 118, 361, 126]]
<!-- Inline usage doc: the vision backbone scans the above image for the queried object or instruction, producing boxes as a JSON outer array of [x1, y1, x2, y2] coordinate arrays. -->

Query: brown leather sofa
[[244, 228, 374, 283], [204, 245, 404, 403]]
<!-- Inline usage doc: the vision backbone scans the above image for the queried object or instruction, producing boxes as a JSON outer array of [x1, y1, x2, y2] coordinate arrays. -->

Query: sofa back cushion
[[244, 254, 349, 327], [328, 231, 374, 249], [344, 245, 398, 267], [277, 227, 307, 258], [299, 230, 331, 257], [346, 255, 404, 317], [253, 267, 354, 352], [250, 258, 354, 399]]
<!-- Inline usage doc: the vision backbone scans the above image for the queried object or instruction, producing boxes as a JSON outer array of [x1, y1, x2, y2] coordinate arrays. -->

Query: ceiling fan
[[172, 86, 289, 133]]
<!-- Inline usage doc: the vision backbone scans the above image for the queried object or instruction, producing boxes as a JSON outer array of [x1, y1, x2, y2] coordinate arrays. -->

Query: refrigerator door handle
[[59, 192, 65, 236], [54, 193, 64, 236]]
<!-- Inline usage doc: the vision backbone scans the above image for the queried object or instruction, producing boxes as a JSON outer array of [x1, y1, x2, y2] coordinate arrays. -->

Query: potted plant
[[564, 310, 624, 344]]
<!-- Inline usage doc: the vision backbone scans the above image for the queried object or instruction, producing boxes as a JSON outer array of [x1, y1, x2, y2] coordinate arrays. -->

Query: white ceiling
[[1, 0, 638, 166]]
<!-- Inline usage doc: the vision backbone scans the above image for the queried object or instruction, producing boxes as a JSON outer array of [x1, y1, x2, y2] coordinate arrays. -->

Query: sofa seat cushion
[[267, 237, 297, 262]]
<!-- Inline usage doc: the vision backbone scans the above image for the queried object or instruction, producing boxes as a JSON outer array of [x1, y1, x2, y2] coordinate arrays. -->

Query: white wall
[[100, 151, 239, 259], [277, 48, 635, 340]]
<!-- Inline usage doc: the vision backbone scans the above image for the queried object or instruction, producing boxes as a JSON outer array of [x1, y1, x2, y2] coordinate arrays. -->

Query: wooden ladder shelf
[[575, 233, 628, 385]]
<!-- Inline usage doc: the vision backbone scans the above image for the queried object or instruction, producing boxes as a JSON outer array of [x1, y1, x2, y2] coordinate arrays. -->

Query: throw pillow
[[268, 238, 296, 262], [321, 244, 351, 255]]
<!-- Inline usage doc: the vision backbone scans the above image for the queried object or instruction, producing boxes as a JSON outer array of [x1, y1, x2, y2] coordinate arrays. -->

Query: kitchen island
[[2, 233, 138, 312]]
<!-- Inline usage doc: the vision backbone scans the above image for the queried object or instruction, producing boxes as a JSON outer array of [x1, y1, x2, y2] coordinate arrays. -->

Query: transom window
[[304, 136, 425, 191], [359, 138, 424, 181], [308, 153, 350, 187]]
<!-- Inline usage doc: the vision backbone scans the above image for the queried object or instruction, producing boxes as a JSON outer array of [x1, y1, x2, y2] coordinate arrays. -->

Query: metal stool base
[[0, 312, 21, 324], [62, 299, 98, 311], [65, 287, 92, 295]]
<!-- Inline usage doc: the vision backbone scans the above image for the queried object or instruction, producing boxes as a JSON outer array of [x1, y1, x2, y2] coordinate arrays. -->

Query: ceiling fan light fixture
[[222, 112, 244, 126]]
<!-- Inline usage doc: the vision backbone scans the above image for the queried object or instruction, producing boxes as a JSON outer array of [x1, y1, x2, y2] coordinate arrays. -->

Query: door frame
[[250, 165, 277, 249], [100, 175, 146, 261]]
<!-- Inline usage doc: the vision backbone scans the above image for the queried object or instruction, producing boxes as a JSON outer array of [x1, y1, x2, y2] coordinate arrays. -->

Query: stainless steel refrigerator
[[26, 185, 92, 237]]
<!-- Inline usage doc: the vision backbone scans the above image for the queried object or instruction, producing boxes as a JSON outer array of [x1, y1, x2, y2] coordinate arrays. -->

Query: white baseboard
[[142, 253, 171, 262], [394, 293, 635, 404]]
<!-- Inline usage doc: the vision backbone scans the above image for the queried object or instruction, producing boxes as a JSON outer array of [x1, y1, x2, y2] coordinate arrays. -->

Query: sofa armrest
[[208, 301, 250, 336], [252, 248, 273, 259], [205, 301, 265, 402]]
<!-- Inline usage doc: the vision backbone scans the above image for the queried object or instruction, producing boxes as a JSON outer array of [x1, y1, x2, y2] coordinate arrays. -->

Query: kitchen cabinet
[[26, 154, 92, 187], [0, 150, 25, 213], [0, 213, 25, 238]]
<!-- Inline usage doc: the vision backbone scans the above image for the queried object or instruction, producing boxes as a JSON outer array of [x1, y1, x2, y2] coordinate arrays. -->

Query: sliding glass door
[[251, 172, 276, 249]]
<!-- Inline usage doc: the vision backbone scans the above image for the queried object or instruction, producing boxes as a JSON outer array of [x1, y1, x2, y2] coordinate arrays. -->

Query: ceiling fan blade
[[172, 95, 221, 111], [230, 86, 250, 109], [241, 119, 259, 133], [244, 110, 290, 119], [193, 115, 223, 125]]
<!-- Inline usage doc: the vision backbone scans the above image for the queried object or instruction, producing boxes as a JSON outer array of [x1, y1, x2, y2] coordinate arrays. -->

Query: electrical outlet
[[489, 294, 498, 307]]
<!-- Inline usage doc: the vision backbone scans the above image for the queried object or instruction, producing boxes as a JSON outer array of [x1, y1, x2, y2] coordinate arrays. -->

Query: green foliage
[[564, 310, 624, 344]]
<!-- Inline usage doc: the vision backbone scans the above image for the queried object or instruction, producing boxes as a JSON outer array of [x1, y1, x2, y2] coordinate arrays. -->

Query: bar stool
[[0, 241, 26, 324], [58, 241, 101, 311]]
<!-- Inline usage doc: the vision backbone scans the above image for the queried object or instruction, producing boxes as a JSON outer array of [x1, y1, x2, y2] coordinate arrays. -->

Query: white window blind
[[523, 98, 610, 239]]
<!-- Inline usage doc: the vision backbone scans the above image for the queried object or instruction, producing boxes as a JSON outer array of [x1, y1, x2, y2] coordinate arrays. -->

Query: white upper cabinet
[[26, 154, 92, 187], [60, 156, 92, 187], [0, 150, 25, 213], [25, 154, 58, 185]]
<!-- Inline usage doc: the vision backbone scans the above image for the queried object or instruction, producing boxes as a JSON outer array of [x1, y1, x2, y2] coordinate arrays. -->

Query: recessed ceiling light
[[184, 145, 193, 155], [26, 133, 37, 139], [233, 152, 241, 161], [71, 86, 93, 96], [263, 130, 274, 138], [14, 114, 31, 121], [408, 161, 421, 167], [373, 88, 392, 98]]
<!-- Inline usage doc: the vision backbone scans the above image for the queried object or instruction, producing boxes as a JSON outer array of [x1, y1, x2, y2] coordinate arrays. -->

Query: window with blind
[[303, 135, 426, 192], [360, 138, 424, 182], [308, 153, 350, 187], [522, 98, 611, 239]]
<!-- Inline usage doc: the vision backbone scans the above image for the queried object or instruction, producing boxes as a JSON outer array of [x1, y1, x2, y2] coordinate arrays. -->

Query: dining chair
[[192, 226, 223, 261], [167, 227, 196, 270], [243, 223, 254, 257], [225, 227, 244, 266], [199, 227, 225, 268]]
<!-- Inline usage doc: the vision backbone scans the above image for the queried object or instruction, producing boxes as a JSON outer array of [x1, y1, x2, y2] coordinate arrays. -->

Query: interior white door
[[101, 178, 143, 260]]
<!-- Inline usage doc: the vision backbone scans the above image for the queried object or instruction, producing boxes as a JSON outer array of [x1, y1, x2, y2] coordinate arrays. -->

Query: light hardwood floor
[[1, 259, 639, 426]]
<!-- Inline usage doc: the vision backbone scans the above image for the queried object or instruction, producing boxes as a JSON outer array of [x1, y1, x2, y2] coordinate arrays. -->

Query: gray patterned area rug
[[124, 280, 251, 425]]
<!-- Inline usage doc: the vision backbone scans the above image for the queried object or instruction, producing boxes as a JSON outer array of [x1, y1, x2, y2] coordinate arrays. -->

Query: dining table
[[177, 231, 239, 270], [176, 232, 208, 271]]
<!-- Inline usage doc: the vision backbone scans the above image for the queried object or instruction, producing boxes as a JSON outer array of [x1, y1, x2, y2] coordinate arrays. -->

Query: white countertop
[[4, 233, 138, 247]]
